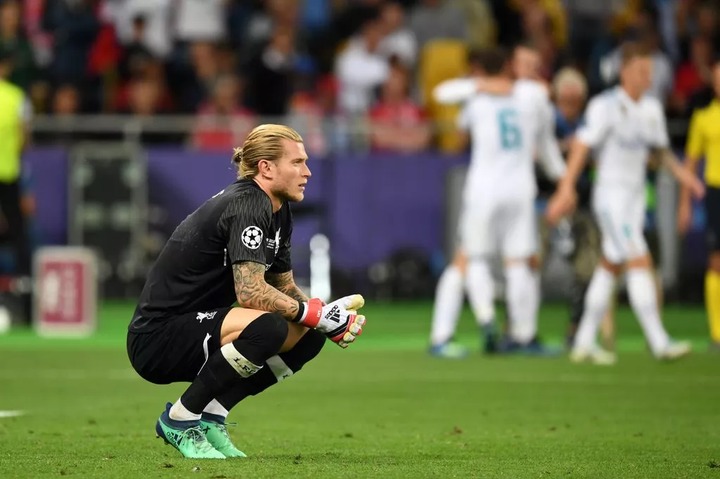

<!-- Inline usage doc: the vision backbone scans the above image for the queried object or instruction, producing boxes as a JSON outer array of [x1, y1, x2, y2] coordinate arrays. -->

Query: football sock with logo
[[214, 329, 327, 412], [174, 313, 288, 417], [429, 265, 465, 346], [466, 259, 496, 327], [706, 270, 720, 343]]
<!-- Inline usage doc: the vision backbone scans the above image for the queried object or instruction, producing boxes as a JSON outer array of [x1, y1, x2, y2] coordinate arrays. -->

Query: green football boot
[[155, 403, 225, 459], [201, 414, 247, 458]]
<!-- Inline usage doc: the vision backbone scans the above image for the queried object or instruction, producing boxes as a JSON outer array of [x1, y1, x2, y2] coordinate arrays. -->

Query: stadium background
[[1, 1, 720, 478]]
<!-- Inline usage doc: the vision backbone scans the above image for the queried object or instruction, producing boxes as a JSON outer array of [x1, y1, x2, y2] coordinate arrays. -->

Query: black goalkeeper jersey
[[129, 178, 293, 333]]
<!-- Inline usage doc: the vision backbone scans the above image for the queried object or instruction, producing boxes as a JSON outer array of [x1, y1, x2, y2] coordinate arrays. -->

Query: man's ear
[[257, 159, 273, 178]]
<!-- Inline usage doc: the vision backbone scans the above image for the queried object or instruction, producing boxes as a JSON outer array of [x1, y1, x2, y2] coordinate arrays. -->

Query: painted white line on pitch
[[0, 410, 24, 418]]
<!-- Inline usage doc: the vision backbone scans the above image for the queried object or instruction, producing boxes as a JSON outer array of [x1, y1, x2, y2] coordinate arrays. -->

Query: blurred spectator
[[669, 35, 714, 116], [106, 0, 172, 60], [409, 0, 468, 50], [174, 0, 226, 44], [563, 0, 620, 70], [42, 0, 100, 85], [244, 27, 297, 117], [452, 0, 497, 50], [600, 18, 673, 104], [52, 83, 80, 116], [24, 0, 54, 69], [172, 41, 220, 113], [330, 0, 383, 47], [118, 15, 155, 81], [377, 1, 417, 68], [244, 0, 300, 52], [287, 66, 329, 157], [37, 83, 81, 144], [0, 0, 40, 91], [368, 66, 431, 152], [551, 67, 587, 154], [335, 13, 389, 115], [191, 74, 255, 151], [125, 76, 164, 116], [519, 0, 568, 51], [678, 0, 719, 60]]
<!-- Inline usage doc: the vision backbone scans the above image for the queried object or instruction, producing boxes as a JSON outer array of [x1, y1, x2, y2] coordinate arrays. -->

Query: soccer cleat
[[200, 417, 247, 458], [429, 342, 469, 359], [569, 346, 617, 366], [155, 403, 225, 459], [481, 323, 498, 354], [520, 336, 563, 357], [655, 340, 691, 361]]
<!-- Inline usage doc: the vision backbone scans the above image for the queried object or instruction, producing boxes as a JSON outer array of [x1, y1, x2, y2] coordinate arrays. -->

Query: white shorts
[[592, 186, 648, 263], [458, 195, 537, 259]]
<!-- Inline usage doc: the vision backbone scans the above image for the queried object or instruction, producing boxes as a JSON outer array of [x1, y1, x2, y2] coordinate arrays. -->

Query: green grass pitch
[[0, 300, 718, 478]]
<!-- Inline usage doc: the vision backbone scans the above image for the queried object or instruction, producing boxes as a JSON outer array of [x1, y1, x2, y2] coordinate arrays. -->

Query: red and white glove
[[299, 295, 366, 348]]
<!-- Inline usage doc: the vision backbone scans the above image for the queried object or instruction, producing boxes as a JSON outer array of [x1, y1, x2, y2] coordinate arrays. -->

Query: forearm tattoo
[[233, 262, 300, 320], [266, 271, 310, 303]]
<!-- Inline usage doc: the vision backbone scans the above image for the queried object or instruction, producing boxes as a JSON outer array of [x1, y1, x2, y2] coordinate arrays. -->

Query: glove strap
[[298, 298, 323, 328]]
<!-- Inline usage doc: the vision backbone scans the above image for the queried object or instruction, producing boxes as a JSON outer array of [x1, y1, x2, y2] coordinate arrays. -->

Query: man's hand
[[300, 295, 367, 348], [677, 198, 693, 235], [545, 184, 577, 226]]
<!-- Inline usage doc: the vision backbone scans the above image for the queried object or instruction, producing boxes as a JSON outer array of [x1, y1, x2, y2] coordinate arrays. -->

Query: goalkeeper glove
[[299, 295, 366, 348]]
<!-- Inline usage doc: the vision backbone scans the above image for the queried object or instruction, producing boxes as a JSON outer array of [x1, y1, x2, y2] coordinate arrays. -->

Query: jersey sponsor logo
[[241, 226, 264, 249], [265, 228, 281, 254], [196, 311, 217, 323]]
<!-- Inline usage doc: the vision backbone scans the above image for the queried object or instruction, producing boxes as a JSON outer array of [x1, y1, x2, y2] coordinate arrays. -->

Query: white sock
[[574, 266, 616, 350], [169, 399, 202, 422], [505, 263, 538, 344], [430, 265, 465, 345], [528, 269, 540, 339], [203, 399, 229, 419], [465, 259, 495, 327], [627, 267, 670, 354]]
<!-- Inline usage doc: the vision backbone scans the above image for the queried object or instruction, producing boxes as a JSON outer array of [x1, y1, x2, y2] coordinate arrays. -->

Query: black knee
[[281, 329, 326, 373], [232, 312, 289, 364]]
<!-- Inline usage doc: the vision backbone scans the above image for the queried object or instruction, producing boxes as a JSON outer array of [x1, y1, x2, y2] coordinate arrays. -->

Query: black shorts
[[127, 307, 232, 384], [707, 187, 720, 253]]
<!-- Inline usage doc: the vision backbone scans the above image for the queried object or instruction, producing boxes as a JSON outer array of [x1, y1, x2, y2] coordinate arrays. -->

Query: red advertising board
[[34, 247, 97, 337]]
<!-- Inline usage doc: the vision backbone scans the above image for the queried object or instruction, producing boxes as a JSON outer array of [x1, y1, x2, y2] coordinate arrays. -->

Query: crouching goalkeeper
[[127, 124, 366, 459]]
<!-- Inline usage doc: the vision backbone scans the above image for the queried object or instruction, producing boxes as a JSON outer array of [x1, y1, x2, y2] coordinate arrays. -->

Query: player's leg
[[570, 257, 620, 364], [498, 197, 545, 352], [620, 195, 690, 360], [570, 198, 625, 364], [201, 324, 326, 457], [704, 187, 720, 349], [624, 253, 691, 359], [159, 308, 290, 458], [429, 249, 470, 358], [461, 202, 499, 353]]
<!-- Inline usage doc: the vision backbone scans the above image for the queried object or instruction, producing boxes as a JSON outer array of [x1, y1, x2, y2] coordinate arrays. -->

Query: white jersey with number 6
[[457, 80, 564, 258]]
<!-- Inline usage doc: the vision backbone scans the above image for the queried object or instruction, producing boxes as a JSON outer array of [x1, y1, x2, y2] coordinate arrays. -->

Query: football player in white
[[547, 42, 705, 364], [428, 47, 566, 357]]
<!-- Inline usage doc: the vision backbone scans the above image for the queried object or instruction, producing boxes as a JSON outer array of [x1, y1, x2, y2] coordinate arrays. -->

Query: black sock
[[215, 329, 326, 411], [180, 312, 288, 414]]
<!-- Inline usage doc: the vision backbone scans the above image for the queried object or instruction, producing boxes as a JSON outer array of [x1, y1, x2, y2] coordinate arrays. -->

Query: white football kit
[[457, 80, 565, 259], [576, 87, 670, 263]]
